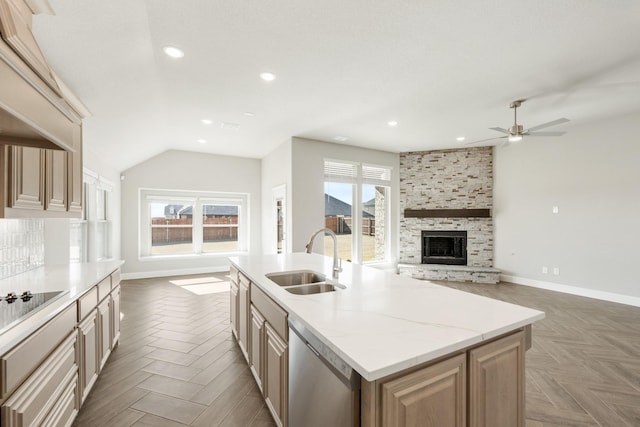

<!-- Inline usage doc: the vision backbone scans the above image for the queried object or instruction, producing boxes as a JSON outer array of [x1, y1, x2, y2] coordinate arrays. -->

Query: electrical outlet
[[553, 267, 560, 275], [542, 266, 548, 274], [552, 206, 559, 214]]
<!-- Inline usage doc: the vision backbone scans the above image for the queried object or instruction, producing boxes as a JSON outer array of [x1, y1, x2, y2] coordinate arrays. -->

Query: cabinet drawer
[[97, 277, 110, 302], [41, 373, 77, 427], [111, 269, 121, 289], [0, 303, 76, 399], [1, 332, 77, 427], [77, 287, 98, 321], [251, 284, 288, 340]]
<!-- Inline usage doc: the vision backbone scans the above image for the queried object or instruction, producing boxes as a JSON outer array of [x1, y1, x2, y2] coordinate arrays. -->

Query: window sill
[[138, 251, 249, 262]]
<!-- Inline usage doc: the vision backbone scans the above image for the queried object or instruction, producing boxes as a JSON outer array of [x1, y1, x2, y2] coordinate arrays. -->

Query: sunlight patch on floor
[[170, 276, 230, 295]]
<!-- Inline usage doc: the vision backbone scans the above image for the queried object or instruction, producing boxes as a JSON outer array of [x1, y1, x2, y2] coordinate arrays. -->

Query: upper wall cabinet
[[0, 0, 87, 218]]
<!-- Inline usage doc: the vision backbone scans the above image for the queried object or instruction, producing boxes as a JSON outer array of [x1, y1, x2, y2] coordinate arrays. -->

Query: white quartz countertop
[[230, 253, 545, 381], [0, 260, 124, 355]]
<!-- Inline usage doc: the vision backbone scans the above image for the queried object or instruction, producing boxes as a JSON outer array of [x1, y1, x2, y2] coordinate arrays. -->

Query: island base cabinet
[[362, 330, 526, 427], [230, 281, 239, 340], [1, 332, 78, 427], [97, 297, 112, 371], [238, 274, 250, 362], [469, 331, 525, 427], [381, 353, 466, 427], [265, 323, 287, 427], [250, 305, 266, 393]]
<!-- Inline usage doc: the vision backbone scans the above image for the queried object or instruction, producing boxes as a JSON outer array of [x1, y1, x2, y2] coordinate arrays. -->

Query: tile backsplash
[[0, 219, 45, 280]]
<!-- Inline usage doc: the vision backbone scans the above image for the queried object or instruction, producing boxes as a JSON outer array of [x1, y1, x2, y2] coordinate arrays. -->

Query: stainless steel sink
[[266, 270, 326, 286], [285, 283, 345, 295]]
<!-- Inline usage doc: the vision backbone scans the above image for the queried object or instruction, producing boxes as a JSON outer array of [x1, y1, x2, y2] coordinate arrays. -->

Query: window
[[324, 160, 391, 264], [71, 173, 113, 262], [140, 190, 248, 258]]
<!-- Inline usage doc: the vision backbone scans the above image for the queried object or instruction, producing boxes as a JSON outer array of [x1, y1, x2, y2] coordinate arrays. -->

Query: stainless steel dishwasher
[[288, 317, 360, 427]]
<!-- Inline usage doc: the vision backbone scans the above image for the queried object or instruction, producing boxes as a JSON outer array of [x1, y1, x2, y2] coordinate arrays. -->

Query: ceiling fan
[[467, 99, 569, 145]]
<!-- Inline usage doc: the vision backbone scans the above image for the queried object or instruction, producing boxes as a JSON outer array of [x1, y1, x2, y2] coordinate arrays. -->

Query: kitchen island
[[230, 253, 544, 427]]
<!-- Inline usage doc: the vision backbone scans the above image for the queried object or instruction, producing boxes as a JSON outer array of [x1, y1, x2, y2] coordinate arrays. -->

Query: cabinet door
[[381, 353, 466, 427], [6, 145, 44, 210], [77, 309, 98, 404], [230, 282, 239, 339], [67, 124, 82, 214], [469, 331, 525, 427], [111, 285, 121, 347], [238, 276, 250, 361], [45, 149, 67, 211], [250, 305, 266, 393], [97, 297, 111, 371], [265, 323, 287, 427]]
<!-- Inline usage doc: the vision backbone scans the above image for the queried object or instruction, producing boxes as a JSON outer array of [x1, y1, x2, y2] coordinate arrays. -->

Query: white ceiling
[[32, 0, 640, 172]]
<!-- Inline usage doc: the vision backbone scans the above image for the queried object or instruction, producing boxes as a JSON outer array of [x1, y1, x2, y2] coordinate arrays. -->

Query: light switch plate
[[553, 267, 560, 275]]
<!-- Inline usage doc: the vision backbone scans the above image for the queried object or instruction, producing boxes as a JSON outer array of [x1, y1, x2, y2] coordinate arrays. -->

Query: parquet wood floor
[[74, 273, 640, 426]]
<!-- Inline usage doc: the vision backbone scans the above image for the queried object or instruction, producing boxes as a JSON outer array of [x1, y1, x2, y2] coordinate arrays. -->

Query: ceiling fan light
[[508, 134, 523, 143]]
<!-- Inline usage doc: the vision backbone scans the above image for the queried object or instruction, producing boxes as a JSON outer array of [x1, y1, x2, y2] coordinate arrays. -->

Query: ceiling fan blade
[[465, 135, 507, 145], [526, 131, 566, 137], [526, 118, 569, 132], [489, 127, 510, 134]]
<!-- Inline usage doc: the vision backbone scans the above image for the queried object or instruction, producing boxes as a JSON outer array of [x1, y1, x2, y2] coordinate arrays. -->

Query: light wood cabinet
[[1, 332, 77, 427], [97, 297, 111, 371], [2, 141, 83, 218], [5, 145, 43, 211], [0, 268, 121, 427], [230, 278, 239, 340], [381, 354, 466, 427], [111, 285, 121, 347], [238, 273, 250, 362], [362, 330, 526, 427], [469, 331, 525, 427], [265, 323, 287, 427], [77, 309, 98, 404], [233, 267, 289, 427], [45, 148, 67, 211], [250, 304, 266, 393]]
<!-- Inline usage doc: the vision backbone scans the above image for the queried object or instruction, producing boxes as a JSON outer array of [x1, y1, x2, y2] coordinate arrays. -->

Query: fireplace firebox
[[422, 230, 467, 265]]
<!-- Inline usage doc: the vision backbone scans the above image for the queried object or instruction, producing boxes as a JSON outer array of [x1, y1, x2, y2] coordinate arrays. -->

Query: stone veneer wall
[[399, 147, 494, 267]]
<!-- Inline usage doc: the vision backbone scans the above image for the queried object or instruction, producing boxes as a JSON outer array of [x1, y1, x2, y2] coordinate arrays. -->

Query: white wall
[[290, 137, 400, 263], [120, 150, 261, 278], [494, 111, 640, 300], [261, 140, 292, 254]]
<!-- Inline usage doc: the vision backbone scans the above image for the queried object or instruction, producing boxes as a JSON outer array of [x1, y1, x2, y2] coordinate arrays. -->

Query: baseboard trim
[[121, 266, 230, 281], [501, 274, 640, 308]]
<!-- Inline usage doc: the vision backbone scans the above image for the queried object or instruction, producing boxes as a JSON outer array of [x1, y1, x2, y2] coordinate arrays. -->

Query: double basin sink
[[265, 270, 346, 295]]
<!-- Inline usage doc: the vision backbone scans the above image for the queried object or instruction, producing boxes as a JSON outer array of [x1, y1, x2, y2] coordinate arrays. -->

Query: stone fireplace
[[398, 147, 500, 283]]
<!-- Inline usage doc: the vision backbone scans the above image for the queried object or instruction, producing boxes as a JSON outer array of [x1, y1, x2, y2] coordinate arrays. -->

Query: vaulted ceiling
[[33, 0, 640, 172]]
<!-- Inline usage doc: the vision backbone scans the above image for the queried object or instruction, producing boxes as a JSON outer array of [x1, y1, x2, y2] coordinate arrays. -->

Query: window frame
[[139, 189, 249, 260], [323, 159, 392, 264]]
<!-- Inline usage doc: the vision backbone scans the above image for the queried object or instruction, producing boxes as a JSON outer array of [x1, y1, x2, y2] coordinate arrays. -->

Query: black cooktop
[[0, 291, 66, 335]]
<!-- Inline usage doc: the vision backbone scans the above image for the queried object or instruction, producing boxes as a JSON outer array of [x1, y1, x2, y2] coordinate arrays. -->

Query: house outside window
[[324, 160, 391, 264], [140, 190, 248, 258]]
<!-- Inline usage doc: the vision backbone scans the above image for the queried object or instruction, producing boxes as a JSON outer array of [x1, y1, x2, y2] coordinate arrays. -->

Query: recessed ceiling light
[[333, 136, 349, 142], [197, 139, 207, 144], [388, 120, 398, 127], [201, 119, 213, 125], [163, 46, 184, 58], [221, 122, 241, 130], [243, 112, 255, 117], [456, 136, 465, 141], [260, 72, 276, 81]]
